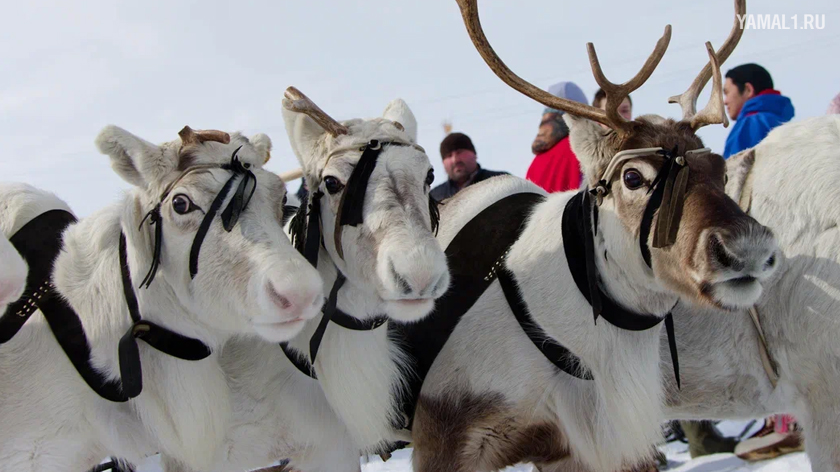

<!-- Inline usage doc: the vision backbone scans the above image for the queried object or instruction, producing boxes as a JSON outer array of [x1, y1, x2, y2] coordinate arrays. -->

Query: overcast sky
[[1, 0, 838, 216]]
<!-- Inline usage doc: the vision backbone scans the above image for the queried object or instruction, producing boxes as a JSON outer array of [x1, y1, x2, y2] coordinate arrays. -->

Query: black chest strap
[[117, 232, 212, 399], [2, 209, 76, 343], [393, 192, 589, 430], [496, 268, 593, 380], [2, 209, 212, 402], [1, 210, 129, 401], [562, 190, 680, 388], [280, 272, 389, 380]]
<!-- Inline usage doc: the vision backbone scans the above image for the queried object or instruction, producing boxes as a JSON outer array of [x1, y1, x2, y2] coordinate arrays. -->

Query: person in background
[[827, 91, 840, 114], [525, 81, 589, 193], [722, 63, 794, 158], [430, 132, 507, 201], [592, 87, 633, 125]]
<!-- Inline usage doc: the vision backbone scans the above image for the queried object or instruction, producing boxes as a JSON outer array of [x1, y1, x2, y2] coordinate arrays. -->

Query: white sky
[[1, 0, 838, 216]]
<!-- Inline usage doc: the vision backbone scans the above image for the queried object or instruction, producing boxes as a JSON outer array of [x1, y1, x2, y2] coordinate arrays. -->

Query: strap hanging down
[[118, 233, 212, 399], [280, 272, 388, 380]]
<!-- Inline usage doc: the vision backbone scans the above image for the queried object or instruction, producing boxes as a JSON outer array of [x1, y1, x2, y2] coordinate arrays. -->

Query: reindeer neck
[[505, 192, 676, 333], [285, 246, 406, 449], [592, 210, 678, 317], [53, 202, 222, 375], [320, 249, 386, 321]]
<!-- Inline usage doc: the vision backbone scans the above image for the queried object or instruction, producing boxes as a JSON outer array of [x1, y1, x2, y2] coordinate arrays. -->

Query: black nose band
[[636, 146, 690, 269], [333, 140, 384, 259]]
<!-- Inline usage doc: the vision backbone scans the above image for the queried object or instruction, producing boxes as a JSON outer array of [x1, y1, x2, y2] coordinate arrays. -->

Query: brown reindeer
[[405, 1, 768, 472]]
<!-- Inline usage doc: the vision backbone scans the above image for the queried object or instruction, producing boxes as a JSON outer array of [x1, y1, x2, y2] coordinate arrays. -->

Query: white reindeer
[[153, 88, 449, 472], [407, 1, 779, 471], [0, 233, 27, 314], [0, 125, 324, 472]]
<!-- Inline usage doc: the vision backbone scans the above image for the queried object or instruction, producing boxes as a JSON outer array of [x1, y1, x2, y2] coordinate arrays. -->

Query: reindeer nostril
[[267, 284, 293, 310], [765, 254, 776, 269], [389, 260, 413, 295], [276, 295, 292, 309], [709, 232, 744, 271]]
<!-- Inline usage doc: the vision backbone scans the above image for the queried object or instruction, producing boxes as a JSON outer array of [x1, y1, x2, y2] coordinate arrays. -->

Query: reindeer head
[[282, 87, 450, 322], [458, 0, 779, 311], [0, 234, 27, 314], [95, 125, 324, 343]]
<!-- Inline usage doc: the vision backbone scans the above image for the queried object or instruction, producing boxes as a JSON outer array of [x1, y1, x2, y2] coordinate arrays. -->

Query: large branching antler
[[669, 0, 746, 129], [282, 86, 349, 137], [455, 0, 671, 140], [587, 26, 672, 135]]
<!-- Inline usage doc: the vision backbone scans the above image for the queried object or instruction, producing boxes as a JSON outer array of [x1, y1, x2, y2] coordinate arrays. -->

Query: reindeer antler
[[282, 86, 349, 137], [669, 0, 746, 129], [455, 0, 671, 140], [179, 126, 231, 146], [588, 26, 672, 134], [279, 167, 304, 182]]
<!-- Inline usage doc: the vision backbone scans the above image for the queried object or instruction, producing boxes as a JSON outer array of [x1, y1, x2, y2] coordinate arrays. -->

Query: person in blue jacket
[[722, 63, 794, 159]]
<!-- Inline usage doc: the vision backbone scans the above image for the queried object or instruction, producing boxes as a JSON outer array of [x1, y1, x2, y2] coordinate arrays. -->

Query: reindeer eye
[[323, 176, 344, 195], [282, 194, 288, 206], [623, 169, 644, 190], [172, 194, 196, 214], [425, 169, 435, 186]]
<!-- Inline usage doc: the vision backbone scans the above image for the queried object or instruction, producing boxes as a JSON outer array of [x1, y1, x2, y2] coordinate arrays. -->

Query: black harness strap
[[1, 210, 213, 402], [280, 272, 389, 380], [189, 151, 255, 279], [496, 268, 593, 380], [1, 209, 75, 343], [394, 192, 575, 428], [308, 273, 347, 368], [331, 311, 388, 330], [0, 148, 256, 401], [563, 190, 681, 388], [118, 233, 212, 398], [281, 140, 404, 379], [2, 210, 131, 402]]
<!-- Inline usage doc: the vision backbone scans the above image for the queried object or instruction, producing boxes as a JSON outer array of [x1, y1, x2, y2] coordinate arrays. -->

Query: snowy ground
[[134, 421, 811, 472]]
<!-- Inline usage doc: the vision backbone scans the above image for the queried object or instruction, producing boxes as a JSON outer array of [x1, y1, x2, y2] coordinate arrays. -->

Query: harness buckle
[[132, 322, 151, 336]]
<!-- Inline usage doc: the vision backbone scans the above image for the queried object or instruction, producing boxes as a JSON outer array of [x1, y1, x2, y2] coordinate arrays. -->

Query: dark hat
[[440, 132, 476, 159]]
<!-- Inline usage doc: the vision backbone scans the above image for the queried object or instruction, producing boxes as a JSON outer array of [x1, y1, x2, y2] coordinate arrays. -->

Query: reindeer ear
[[564, 113, 615, 188], [95, 125, 176, 188], [382, 98, 418, 142], [249, 133, 273, 164], [281, 104, 327, 177]]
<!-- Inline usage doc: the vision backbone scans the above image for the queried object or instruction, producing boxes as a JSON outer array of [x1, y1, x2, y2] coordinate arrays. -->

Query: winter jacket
[[430, 165, 508, 201], [525, 136, 582, 193], [723, 90, 795, 158]]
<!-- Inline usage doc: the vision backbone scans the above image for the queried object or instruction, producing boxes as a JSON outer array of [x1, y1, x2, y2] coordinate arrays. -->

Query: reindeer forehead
[[622, 120, 704, 152], [177, 134, 261, 170]]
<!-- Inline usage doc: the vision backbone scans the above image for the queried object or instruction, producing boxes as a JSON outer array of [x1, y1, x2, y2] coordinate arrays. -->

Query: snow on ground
[[134, 421, 812, 472], [356, 443, 811, 472]]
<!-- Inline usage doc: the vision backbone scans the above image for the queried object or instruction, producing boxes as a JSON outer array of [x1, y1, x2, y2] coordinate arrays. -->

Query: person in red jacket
[[525, 81, 590, 193]]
